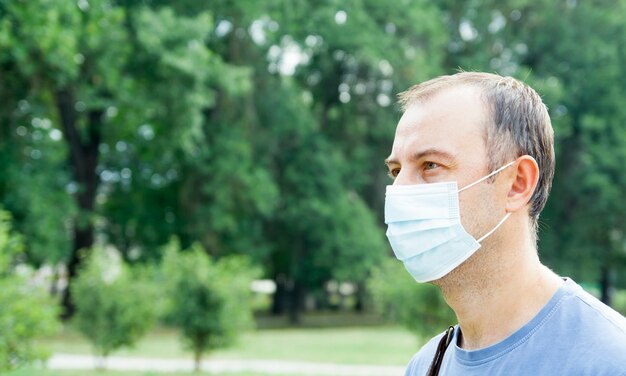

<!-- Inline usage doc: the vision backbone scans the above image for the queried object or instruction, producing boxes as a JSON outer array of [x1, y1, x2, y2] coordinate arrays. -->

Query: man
[[384, 72, 626, 375]]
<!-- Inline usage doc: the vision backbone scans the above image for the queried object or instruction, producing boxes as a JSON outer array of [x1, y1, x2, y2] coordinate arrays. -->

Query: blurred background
[[1, 0, 626, 375]]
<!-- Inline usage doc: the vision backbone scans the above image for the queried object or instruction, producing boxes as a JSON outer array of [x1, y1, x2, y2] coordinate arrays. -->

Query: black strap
[[426, 326, 455, 376]]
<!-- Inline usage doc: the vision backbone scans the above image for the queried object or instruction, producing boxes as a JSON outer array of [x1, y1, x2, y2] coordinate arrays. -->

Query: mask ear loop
[[477, 212, 512, 243], [457, 160, 516, 243], [458, 160, 516, 193]]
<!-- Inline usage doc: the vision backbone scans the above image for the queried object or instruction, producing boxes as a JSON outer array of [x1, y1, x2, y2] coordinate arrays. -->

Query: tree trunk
[[354, 282, 365, 312], [288, 280, 304, 325], [600, 264, 612, 306], [287, 237, 307, 325], [194, 350, 202, 372], [62, 222, 95, 318], [271, 274, 288, 315], [55, 88, 102, 319]]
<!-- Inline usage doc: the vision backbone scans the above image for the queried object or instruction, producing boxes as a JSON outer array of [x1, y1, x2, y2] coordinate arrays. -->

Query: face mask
[[384, 161, 515, 283]]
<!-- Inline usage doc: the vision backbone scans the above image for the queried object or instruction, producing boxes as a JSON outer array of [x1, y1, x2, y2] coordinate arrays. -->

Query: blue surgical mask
[[384, 161, 514, 283]]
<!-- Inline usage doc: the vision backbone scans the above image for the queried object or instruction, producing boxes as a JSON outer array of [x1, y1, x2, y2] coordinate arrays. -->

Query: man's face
[[385, 86, 507, 240]]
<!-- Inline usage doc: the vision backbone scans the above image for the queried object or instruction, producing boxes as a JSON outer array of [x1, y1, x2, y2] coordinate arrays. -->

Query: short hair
[[398, 72, 555, 233]]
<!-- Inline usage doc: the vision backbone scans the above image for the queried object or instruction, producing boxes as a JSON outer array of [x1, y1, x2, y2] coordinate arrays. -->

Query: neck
[[435, 228, 563, 350]]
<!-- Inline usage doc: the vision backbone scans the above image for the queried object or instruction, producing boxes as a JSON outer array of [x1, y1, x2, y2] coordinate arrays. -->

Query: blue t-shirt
[[404, 279, 626, 375]]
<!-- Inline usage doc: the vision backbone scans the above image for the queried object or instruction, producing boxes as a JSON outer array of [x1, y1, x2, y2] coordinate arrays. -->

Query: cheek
[[458, 186, 499, 236], [495, 179, 513, 207]]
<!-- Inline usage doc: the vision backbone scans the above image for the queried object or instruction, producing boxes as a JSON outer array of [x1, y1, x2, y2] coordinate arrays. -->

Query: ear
[[506, 155, 539, 213]]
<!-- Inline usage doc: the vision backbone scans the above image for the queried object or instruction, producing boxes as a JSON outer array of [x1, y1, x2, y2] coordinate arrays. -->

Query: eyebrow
[[384, 148, 457, 166]]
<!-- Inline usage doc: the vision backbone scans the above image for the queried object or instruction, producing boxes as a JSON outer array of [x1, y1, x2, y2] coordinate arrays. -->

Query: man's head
[[391, 72, 555, 235]]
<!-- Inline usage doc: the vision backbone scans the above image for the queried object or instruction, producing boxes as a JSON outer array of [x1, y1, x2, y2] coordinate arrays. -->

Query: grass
[[38, 324, 420, 365], [217, 326, 420, 365], [14, 315, 423, 376], [9, 370, 268, 376]]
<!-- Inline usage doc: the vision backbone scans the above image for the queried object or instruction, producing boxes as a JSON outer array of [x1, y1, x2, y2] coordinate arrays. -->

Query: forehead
[[390, 86, 489, 163]]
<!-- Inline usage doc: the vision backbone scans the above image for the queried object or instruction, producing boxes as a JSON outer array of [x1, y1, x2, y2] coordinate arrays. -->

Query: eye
[[387, 168, 400, 179], [424, 162, 440, 171]]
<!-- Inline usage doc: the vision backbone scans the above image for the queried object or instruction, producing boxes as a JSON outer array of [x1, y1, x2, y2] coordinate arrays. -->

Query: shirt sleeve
[[404, 331, 448, 376]]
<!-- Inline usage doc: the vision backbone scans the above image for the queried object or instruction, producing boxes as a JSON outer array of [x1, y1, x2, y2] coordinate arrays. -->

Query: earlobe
[[506, 156, 539, 213]]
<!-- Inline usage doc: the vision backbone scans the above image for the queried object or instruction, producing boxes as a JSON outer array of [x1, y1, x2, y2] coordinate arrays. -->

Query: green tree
[[162, 239, 258, 371], [0, 210, 59, 372], [1, 0, 451, 324], [244, 0, 448, 320], [0, 0, 240, 315], [0, 1, 76, 280], [71, 248, 157, 367], [369, 258, 455, 341]]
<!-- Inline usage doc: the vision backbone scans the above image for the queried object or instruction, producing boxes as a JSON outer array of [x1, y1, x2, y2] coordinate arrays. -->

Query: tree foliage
[[0, 210, 59, 372], [71, 248, 157, 364], [369, 259, 455, 340], [161, 239, 258, 371]]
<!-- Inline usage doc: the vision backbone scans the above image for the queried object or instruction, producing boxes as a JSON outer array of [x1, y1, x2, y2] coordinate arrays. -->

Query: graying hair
[[398, 72, 555, 234]]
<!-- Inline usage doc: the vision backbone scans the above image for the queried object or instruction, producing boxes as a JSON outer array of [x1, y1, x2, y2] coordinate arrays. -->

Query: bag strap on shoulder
[[426, 326, 455, 376]]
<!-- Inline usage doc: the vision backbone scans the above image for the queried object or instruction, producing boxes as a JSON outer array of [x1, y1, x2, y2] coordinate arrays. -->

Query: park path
[[48, 353, 406, 376]]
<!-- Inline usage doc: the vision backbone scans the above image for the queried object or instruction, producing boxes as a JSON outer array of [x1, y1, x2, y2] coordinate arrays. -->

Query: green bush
[[161, 239, 258, 371], [368, 258, 456, 341], [0, 210, 59, 372], [612, 289, 626, 316], [71, 248, 157, 366]]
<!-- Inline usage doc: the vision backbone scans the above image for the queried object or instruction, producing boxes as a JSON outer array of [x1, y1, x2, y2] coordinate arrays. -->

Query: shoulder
[[562, 279, 626, 336], [555, 280, 626, 370], [404, 330, 448, 376]]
